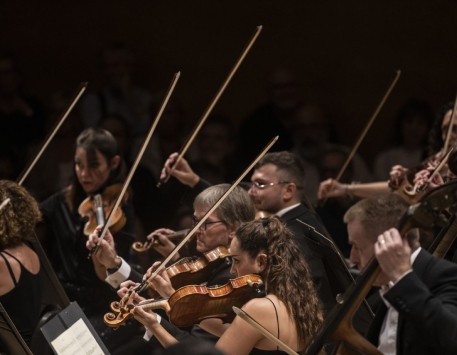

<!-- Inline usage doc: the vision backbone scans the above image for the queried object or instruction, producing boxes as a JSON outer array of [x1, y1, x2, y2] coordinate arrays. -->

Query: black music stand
[[40, 302, 110, 355], [296, 219, 374, 331]]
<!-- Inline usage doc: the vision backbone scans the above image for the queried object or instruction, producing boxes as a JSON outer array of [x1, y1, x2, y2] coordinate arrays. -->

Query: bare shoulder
[[242, 297, 276, 317]]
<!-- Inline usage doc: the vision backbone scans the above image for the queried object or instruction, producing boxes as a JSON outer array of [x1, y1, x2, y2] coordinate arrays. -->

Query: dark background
[[2, 1, 457, 162]]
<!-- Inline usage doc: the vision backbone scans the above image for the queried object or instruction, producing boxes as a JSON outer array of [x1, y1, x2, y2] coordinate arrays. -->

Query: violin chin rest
[[196, 313, 229, 323]]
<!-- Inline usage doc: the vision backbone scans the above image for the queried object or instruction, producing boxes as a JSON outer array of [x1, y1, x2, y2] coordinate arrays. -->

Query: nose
[[349, 248, 360, 269], [229, 262, 237, 276]]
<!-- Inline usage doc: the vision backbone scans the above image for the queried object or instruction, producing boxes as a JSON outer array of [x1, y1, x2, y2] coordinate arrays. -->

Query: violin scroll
[[104, 298, 170, 329], [132, 228, 189, 253]]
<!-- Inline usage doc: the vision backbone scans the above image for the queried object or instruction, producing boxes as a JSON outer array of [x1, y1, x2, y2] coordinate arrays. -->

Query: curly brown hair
[[235, 216, 323, 346], [0, 180, 42, 250]]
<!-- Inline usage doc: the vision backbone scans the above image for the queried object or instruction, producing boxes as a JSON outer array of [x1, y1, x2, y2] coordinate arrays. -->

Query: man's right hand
[[317, 178, 346, 200], [86, 225, 120, 269], [160, 152, 200, 187]]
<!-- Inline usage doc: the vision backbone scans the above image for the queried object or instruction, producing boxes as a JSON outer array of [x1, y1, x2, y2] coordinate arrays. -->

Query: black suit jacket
[[367, 249, 457, 355], [280, 203, 337, 315]]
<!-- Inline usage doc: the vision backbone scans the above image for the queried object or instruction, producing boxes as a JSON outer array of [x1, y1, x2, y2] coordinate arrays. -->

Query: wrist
[[344, 183, 353, 198], [391, 268, 413, 284], [107, 256, 122, 272], [189, 173, 200, 188]]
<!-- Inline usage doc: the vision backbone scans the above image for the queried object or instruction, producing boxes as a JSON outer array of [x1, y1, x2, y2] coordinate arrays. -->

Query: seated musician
[[0, 180, 42, 346], [87, 184, 256, 343], [344, 193, 457, 355], [160, 150, 337, 316], [132, 216, 323, 354], [318, 101, 457, 202]]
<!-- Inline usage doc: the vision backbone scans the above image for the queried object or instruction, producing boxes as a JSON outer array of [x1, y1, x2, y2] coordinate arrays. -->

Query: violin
[[132, 228, 189, 253], [104, 274, 263, 328], [155, 245, 231, 291], [78, 183, 127, 236], [104, 297, 170, 328], [395, 148, 454, 205]]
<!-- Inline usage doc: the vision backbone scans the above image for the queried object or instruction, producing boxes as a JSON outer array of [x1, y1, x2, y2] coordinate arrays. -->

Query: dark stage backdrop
[[1, 1, 457, 162]]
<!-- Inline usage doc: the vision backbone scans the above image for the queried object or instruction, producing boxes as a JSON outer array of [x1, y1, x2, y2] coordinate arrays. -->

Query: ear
[[282, 182, 297, 201], [256, 253, 268, 272], [110, 155, 121, 170], [227, 231, 236, 244]]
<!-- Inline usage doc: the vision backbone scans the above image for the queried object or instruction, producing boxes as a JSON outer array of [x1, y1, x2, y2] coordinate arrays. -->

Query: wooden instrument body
[[168, 274, 263, 327]]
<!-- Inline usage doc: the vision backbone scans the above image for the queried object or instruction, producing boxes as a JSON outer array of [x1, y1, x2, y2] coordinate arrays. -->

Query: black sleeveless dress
[[0, 250, 42, 345]]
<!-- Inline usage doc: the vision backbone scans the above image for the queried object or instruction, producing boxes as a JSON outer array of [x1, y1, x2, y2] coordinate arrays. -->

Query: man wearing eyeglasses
[[247, 151, 337, 314], [156, 151, 352, 317]]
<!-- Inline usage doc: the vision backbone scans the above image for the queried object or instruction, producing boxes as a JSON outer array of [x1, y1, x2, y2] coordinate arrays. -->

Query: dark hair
[[68, 128, 127, 209], [0, 180, 41, 250], [256, 151, 305, 188], [235, 216, 323, 346]]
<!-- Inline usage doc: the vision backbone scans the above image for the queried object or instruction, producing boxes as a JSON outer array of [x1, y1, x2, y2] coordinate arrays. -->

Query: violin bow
[[157, 25, 263, 188], [320, 70, 401, 205], [0, 198, 11, 213], [88, 72, 181, 257], [17, 82, 88, 186], [443, 92, 457, 154], [232, 307, 298, 355], [134, 135, 279, 293]]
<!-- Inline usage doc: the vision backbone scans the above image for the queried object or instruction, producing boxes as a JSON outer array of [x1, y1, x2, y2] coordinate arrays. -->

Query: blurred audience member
[[233, 66, 301, 171], [188, 115, 237, 184], [373, 98, 433, 180], [79, 42, 154, 138], [0, 53, 46, 171]]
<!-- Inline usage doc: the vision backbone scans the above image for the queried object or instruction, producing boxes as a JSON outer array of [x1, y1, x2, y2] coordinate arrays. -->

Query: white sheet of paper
[[51, 318, 105, 355]]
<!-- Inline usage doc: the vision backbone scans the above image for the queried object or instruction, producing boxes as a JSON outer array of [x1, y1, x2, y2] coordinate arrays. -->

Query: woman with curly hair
[[133, 216, 323, 354], [0, 180, 42, 345]]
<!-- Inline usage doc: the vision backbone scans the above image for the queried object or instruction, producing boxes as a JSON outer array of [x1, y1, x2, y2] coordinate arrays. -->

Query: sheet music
[[51, 318, 105, 355]]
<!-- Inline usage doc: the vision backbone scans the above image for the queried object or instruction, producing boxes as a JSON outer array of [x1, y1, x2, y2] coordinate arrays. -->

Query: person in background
[[373, 98, 433, 180]]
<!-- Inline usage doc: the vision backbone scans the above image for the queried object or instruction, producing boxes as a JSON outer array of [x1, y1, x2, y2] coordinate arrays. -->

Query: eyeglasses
[[191, 215, 225, 231], [245, 181, 291, 190]]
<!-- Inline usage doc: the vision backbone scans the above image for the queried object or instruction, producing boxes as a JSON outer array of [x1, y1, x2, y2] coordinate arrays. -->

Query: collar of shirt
[[275, 203, 301, 217]]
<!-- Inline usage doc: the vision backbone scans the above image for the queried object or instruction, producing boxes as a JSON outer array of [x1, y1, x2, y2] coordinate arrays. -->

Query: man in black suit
[[156, 150, 348, 316], [247, 151, 336, 314], [344, 193, 457, 355]]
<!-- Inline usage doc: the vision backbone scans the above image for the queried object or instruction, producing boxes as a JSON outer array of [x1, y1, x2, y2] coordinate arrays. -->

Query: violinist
[[344, 193, 457, 355], [37, 127, 144, 352], [318, 101, 457, 202], [106, 184, 256, 346], [160, 150, 338, 315], [0, 180, 42, 346], [133, 216, 324, 355]]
